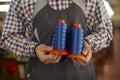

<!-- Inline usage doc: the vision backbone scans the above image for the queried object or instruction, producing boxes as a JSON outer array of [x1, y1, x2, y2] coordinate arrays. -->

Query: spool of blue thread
[[77, 26, 84, 54], [68, 24, 85, 58], [60, 21, 67, 50], [51, 19, 67, 50], [70, 27, 78, 54], [56, 20, 61, 49], [51, 29, 57, 48], [50, 19, 68, 55]]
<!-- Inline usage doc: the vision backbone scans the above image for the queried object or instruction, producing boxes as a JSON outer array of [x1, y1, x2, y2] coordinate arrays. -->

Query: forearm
[[85, 0, 113, 52], [1, 33, 38, 56], [84, 26, 112, 52], [0, 0, 38, 56]]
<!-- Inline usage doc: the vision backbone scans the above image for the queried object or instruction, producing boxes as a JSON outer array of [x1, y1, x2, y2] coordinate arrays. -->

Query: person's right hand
[[35, 44, 62, 64]]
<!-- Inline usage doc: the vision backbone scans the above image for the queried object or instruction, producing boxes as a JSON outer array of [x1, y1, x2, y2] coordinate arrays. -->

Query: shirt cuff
[[84, 35, 94, 48], [28, 42, 39, 56]]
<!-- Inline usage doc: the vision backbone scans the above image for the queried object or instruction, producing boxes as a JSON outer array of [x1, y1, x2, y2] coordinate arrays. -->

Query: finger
[[37, 53, 61, 64], [72, 59, 81, 67], [44, 60, 51, 64], [49, 54, 62, 63], [82, 41, 90, 56], [80, 50, 92, 64], [36, 44, 53, 54], [43, 53, 62, 64], [45, 54, 62, 64], [40, 53, 55, 64], [75, 58, 86, 65], [45, 46, 53, 52], [54, 55, 62, 63], [85, 50, 92, 63], [47, 53, 56, 60], [79, 58, 87, 63], [46, 54, 57, 63], [82, 46, 88, 56]]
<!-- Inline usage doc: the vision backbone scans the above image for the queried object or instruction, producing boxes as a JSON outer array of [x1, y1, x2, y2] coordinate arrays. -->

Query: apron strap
[[33, 0, 48, 42], [33, 0, 48, 18], [73, 0, 86, 16]]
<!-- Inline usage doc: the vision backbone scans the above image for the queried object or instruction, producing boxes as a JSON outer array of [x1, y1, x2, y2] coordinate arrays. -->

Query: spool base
[[67, 54, 85, 59], [49, 50, 69, 55]]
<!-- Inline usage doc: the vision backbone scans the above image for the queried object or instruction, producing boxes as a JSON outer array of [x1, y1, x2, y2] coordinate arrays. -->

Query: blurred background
[[0, 0, 120, 80]]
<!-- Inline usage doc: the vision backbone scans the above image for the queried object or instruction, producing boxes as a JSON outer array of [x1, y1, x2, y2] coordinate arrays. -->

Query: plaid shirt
[[0, 0, 113, 56], [48, 0, 73, 10]]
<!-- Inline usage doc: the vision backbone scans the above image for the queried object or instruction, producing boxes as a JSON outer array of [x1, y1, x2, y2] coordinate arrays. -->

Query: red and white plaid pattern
[[48, 0, 73, 10]]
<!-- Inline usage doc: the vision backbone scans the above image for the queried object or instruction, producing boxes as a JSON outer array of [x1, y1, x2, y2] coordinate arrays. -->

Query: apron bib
[[27, 1, 96, 80]]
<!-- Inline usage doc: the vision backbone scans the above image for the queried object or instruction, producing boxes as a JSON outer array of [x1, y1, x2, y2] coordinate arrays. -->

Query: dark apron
[[27, 2, 96, 80]]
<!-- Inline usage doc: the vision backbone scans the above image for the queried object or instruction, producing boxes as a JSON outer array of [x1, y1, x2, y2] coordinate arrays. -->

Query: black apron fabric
[[27, 2, 96, 80]]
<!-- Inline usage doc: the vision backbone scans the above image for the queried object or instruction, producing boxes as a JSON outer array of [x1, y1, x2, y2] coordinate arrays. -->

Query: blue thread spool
[[68, 24, 85, 58], [50, 19, 68, 55], [71, 27, 77, 54], [77, 27, 84, 54], [60, 21, 67, 50]]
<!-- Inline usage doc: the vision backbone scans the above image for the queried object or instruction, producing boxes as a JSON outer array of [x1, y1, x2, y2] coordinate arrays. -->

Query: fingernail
[[83, 51, 87, 55]]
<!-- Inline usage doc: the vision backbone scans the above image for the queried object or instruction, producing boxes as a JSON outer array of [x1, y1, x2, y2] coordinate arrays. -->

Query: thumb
[[45, 46, 53, 51], [82, 46, 88, 56], [82, 41, 89, 56]]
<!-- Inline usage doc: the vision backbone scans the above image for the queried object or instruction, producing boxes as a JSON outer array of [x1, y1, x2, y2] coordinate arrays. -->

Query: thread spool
[[67, 24, 85, 59], [50, 19, 68, 55]]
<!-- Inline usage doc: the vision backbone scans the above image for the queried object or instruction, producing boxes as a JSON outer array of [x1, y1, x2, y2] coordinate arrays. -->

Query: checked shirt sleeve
[[84, 0, 113, 52], [0, 0, 38, 56]]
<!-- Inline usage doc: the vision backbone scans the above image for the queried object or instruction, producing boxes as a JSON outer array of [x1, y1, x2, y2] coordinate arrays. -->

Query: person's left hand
[[71, 40, 92, 67]]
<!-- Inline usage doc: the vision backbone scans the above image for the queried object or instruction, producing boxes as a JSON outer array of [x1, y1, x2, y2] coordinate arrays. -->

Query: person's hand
[[35, 44, 62, 64], [71, 40, 92, 67]]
